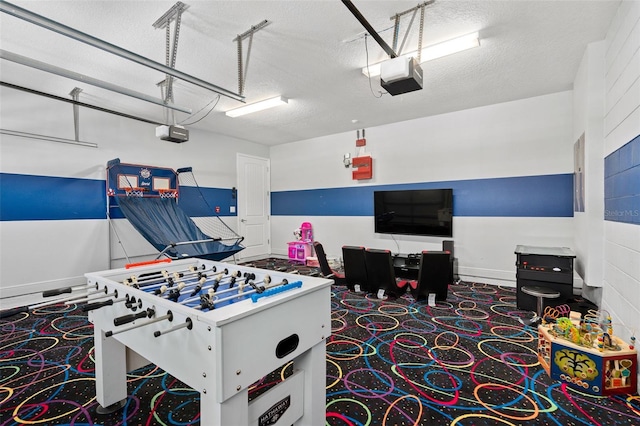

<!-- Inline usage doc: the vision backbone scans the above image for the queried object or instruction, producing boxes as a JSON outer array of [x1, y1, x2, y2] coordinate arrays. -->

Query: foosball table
[[83, 258, 333, 425]]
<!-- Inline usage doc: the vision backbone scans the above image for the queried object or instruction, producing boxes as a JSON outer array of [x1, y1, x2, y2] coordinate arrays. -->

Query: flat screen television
[[374, 189, 453, 237]]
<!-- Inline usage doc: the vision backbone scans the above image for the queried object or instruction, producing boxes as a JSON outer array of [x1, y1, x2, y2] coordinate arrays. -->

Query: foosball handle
[[251, 281, 303, 303], [82, 299, 114, 312], [113, 309, 153, 327], [43, 287, 72, 297]]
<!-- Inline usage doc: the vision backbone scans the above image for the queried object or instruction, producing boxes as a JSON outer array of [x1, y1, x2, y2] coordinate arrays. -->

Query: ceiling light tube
[[225, 96, 288, 118], [362, 32, 480, 77]]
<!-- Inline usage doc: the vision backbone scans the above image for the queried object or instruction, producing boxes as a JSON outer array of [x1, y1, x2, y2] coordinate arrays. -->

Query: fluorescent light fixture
[[225, 96, 288, 117], [362, 32, 480, 77]]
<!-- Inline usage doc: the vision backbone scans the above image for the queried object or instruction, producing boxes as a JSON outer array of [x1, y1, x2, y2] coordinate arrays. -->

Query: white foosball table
[[84, 258, 333, 425]]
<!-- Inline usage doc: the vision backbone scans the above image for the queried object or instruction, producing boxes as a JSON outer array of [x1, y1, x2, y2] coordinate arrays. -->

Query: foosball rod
[[66, 290, 117, 305], [198, 273, 259, 300], [201, 270, 254, 295], [212, 278, 299, 306], [0, 287, 104, 319], [138, 267, 230, 294], [175, 274, 254, 306], [157, 269, 240, 301], [123, 262, 207, 283], [151, 273, 217, 300], [105, 311, 173, 337], [194, 277, 290, 309], [42, 283, 96, 297], [124, 265, 217, 287], [154, 317, 192, 337]]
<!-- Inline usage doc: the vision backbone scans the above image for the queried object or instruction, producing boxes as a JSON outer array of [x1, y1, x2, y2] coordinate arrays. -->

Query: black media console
[[393, 251, 453, 301], [515, 245, 576, 312], [392, 253, 421, 280]]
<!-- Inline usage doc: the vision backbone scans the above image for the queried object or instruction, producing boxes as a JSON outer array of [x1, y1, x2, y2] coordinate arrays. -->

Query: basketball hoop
[[159, 189, 178, 198], [125, 187, 146, 197]]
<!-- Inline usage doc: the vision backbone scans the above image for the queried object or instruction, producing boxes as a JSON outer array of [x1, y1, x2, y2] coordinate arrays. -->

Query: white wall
[[573, 40, 606, 300], [0, 85, 268, 296], [601, 0, 640, 370], [270, 91, 575, 286]]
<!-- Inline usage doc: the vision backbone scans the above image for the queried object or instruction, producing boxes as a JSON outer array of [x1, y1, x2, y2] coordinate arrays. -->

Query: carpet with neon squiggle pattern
[[1, 258, 639, 425]]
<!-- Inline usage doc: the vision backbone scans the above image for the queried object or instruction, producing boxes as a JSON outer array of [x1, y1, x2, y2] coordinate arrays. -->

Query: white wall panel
[[572, 41, 606, 291], [272, 215, 574, 287], [601, 0, 640, 393], [0, 220, 108, 296], [604, 106, 640, 155], [271, 91, 573, 192], [270, 92, 575, 289]]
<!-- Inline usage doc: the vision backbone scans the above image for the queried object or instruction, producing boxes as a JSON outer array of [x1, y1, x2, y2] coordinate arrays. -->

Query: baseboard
[[458, 266, 516, 287], [0, 275, 86, 299]]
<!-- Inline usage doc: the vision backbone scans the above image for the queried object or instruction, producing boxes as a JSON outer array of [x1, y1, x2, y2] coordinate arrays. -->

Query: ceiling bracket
[[153, 2, 189, 104], [234, 20, 270, 96], [69, 87, 82, 141], [0, 0, 244, 102], [0, 49, 192, 114], [391, 1, 434, 60]]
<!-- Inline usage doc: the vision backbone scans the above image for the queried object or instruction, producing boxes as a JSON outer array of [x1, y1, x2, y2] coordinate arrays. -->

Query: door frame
[[236, 153, 271, 260]]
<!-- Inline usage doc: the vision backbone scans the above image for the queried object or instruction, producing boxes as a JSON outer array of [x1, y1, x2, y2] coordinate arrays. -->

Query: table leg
[[201, 387, 249, 425], [294, 340, 326, 425], [94, 328, 127, 410]]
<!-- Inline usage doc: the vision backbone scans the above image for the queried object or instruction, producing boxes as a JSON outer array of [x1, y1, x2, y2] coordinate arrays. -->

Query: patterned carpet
[[1, 258, 639, 425]]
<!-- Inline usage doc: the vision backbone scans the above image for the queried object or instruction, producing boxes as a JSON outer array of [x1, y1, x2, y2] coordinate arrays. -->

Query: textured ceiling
[[0, 0, 620, 146]]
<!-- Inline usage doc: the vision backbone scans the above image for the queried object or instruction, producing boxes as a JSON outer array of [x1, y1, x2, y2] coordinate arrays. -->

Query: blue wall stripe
[[179, 186, 237, 217], [271, 174, 574, 217], [604, 134, 640, 225], [1, 173, 237, 221], [1, 172, 574, 221], [0, 173, 105, 221]]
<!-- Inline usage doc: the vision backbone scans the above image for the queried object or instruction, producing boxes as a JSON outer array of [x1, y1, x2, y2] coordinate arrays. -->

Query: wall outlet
[[230, 206, 236, 213]]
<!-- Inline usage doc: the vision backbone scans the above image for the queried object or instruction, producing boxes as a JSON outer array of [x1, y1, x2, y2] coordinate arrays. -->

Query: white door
[[236, 154, 270, 259]]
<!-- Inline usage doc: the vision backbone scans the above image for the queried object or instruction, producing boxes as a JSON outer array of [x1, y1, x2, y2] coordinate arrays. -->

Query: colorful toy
[[536, 309, 637, 396], [288, 222, 314, 264]]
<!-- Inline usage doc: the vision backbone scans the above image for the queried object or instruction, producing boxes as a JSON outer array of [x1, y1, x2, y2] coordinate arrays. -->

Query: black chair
[[313, 241, 346, 286], [342, 246, 368, 292], [364, 248, 406, 298], [411, 251, 451, 302]]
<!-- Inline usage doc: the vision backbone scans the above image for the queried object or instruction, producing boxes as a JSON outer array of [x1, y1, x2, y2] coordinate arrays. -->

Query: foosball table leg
[[94, 329, 127, 413], [296, 341, 327, 425], [200, 388, 249, 425]]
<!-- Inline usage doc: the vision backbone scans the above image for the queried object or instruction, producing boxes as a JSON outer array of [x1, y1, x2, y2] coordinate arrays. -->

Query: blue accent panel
[[1, 173, 237, 221], [604, 150, 618, 178], [179, 186, 237, 217], [619, 141, 634, 172], [0, 173, 105, 221], [272, 174, 573, 217], [108, 197, 126, 219], [272, 187, 374, 216], [605, 134, 640, 225]]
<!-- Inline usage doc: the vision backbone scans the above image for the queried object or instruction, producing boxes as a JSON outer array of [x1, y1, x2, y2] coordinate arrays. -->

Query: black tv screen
[[374, 189, 453, 237]]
